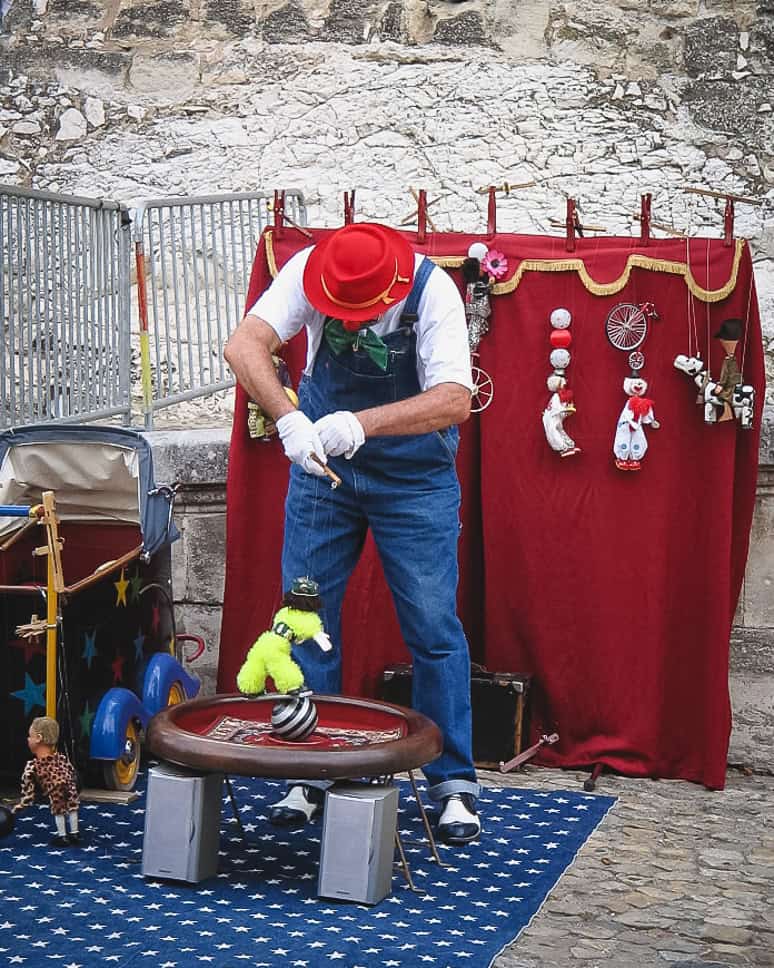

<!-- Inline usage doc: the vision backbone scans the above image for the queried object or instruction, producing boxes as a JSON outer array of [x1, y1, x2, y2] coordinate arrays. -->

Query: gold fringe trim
[[263, 230, 745, 304]]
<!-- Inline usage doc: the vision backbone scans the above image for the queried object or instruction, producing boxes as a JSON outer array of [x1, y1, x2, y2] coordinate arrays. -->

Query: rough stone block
[[175, 602, 223, 697], [202, 0, 256, 36], [433, 11, 490, 48], [379, 2, 403, 44], [129, 51, 200, 100], [177, 511, 227, 604], [322, 0, 369, 44], [261, 2, 311, 44], [113, 0, 189, 39], [683, 16, 740, 77]]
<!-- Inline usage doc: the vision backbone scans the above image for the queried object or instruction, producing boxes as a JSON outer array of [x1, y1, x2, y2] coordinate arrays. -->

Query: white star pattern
[[0, 780, 612, 967]]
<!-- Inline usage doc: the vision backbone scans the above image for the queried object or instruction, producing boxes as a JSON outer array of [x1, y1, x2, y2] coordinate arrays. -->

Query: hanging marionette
[[236, 576, 333, 741], [542, 307, 580, 457], [712, 318, 755, 428], [460, 241, 505, 413], [673, 317, 755, 430], [613, 368, 660, 471], [605, 301, 660, 471]]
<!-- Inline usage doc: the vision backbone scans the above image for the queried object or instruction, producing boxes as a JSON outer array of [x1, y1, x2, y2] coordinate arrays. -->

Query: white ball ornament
[[550, 348, 571, 370], [550, 308, 572, 329], [468, 242, 489, 261]]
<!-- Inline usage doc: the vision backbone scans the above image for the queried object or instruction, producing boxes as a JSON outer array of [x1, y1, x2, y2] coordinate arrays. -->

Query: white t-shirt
[[247, 248, 474, 392]]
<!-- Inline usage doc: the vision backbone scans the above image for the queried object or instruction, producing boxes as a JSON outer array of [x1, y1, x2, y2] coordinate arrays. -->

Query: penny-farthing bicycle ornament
[[470, 354, 494, 413], [605, 301, 659, 352]]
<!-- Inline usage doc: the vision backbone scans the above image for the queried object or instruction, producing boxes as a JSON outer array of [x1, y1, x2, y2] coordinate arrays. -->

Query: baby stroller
[[0, 424, 201, 791]]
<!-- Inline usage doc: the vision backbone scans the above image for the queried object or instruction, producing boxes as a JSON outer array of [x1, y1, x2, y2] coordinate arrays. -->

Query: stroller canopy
[[0, 425, 178, 556]]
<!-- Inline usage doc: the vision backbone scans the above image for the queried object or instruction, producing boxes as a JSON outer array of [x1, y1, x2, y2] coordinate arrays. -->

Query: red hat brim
[[303, 223, 416, 323]]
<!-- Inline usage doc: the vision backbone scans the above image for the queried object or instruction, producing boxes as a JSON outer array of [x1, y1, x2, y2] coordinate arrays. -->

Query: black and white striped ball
[[271, 695, 318, 741]]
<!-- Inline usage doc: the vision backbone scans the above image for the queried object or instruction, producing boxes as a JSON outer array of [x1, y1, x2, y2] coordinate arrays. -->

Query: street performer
[[224, 221, 480, 845]]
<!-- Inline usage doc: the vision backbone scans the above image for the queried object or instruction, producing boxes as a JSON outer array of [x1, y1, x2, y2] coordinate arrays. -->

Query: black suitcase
[[381, 663, 531, 768]]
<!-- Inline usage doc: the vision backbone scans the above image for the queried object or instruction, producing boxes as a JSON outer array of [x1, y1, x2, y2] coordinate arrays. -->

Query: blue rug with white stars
[[0, 775, 614, 968]]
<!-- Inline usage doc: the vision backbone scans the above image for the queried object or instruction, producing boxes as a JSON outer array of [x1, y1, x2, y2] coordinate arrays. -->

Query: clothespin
[[487, 186, 497, 238], [640, 193, 652, 246], [565, 198, 577, 252], [272, 189, 285, 239], [343, 190, 356, 225], [724, 196, 734, 247]]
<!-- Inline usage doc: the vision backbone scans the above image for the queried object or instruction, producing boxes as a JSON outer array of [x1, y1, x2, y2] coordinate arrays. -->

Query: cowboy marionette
[[225, 222, 480, 844], [12, 716, 80, 847]]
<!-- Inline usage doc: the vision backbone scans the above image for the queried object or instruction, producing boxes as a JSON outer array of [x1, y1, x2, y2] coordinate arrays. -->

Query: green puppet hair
[[236, 606, 325, 696]]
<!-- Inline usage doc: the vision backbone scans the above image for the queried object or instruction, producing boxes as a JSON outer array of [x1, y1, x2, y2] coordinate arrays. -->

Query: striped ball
[[271, 695, 319, 741]]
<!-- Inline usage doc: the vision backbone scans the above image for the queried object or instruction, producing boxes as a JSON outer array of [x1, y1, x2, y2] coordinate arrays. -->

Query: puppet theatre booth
[[219, 209, 764, 793]]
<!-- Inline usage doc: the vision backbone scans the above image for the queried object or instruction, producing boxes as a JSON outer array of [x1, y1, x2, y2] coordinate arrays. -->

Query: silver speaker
[[142, 763, 223, 883], [318, 783, 398, 905]]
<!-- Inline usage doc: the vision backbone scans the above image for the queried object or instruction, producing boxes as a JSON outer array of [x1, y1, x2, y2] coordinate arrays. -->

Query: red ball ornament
[[550, 329, 572, 349]]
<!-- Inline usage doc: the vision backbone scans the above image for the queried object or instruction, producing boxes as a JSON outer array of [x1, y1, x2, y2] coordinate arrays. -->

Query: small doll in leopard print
[[12, 716, 80, 847]]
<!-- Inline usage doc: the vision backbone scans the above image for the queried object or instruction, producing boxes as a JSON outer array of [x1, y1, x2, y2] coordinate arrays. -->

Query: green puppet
[[236, 577, 332, 696]]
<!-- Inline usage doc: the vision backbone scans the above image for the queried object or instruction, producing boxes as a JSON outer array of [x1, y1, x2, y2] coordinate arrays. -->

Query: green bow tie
[[324, 318, 389, 371]]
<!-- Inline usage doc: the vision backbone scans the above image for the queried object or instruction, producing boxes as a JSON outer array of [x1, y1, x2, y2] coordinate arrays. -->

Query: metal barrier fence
[[1, 186, 307, 430], [131, 191, 307, 428], [1, 185, 132, 428]]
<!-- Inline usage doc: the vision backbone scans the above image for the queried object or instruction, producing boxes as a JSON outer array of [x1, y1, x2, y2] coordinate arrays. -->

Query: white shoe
[[437, 793, 480, 845], [269, 785, 323, 826]]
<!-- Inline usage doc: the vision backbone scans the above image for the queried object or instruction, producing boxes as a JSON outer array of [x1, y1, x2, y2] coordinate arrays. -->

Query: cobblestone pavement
[[481, 765, 773, 968]]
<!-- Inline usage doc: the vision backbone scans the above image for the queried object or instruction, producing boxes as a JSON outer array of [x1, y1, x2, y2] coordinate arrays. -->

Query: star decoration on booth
[[114, 568, 129, 607], [79, 702, 95, 738], [133, 629, 146, 662], [111, 652, 126, 685], [8, 634, 46, 664], [82, 630, 98, 669], [11, 673, 46, 715], [129, 571, 143, 604], [151, 602, 161, 635]]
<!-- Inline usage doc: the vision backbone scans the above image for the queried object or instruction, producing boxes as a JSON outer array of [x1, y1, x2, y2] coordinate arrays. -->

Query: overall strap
[[400, 257, 435, 324]]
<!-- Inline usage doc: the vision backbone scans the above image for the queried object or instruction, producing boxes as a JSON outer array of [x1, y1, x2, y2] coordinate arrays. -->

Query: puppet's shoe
[[49, 835, 70, 848], [67, 832, 81, 846], [269, 785, 324, 827], [437, 794, 480, 845]]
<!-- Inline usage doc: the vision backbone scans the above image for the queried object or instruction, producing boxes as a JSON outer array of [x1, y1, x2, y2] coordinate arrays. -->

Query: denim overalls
[[281, 259, 479, 802]]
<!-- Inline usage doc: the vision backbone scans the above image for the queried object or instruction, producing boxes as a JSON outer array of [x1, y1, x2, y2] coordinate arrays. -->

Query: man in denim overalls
[[225, 222, 480, 844]]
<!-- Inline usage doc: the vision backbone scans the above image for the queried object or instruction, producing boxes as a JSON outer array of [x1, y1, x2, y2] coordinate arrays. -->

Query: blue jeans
[[281, 330, 478, 804]]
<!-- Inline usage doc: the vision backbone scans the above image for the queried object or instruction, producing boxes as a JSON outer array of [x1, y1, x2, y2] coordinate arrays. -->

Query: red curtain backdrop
[[219, 227, 764, 790]]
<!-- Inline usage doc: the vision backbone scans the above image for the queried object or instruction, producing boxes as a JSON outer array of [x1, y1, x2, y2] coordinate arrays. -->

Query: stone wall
[[2, 1, 773, 771], [1, 1, 773, 365]]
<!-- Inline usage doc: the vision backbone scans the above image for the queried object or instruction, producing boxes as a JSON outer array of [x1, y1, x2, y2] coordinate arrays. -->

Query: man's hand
[[314, 411, 366, 459], [276, 410, 328, 476]]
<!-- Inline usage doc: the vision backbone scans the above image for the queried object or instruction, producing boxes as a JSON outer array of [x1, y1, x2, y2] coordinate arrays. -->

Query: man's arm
[[357, 383, 471, 438], [224, 314, 297, 422]]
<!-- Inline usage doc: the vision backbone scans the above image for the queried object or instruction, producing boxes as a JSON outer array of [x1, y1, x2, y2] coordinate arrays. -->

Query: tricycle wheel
[[102, 720, 140, 791]]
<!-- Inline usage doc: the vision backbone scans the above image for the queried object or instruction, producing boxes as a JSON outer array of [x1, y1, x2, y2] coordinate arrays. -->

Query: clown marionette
[[12, 716, 80, 847], [613, 375, 660, 470]]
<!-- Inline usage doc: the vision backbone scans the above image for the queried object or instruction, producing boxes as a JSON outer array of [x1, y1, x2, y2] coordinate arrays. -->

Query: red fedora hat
[[303, 222, 415, 326]]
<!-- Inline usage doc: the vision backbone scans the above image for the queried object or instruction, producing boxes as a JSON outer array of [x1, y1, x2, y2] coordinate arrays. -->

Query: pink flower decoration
[[481, 249, 508, 280]]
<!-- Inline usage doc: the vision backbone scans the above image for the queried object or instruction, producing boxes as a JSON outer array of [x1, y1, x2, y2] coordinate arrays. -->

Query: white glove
[[314, 411, 366, 459], [276, 410, 327, 477]]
